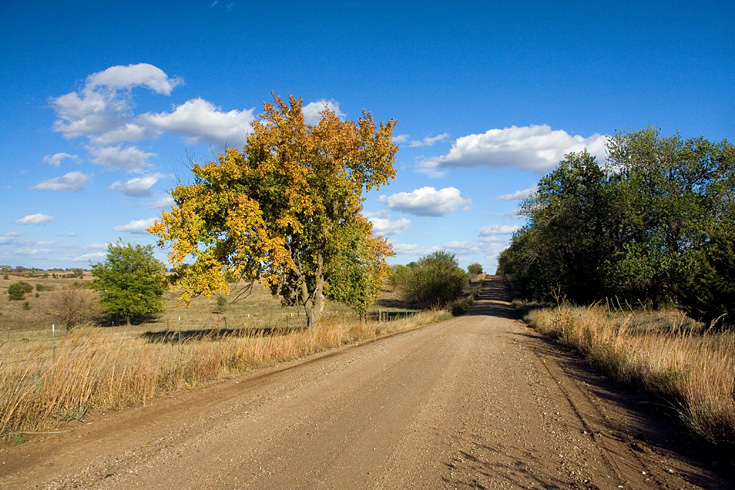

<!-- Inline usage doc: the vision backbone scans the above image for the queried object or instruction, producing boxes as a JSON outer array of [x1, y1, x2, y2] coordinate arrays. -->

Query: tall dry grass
[[0, 310, 443, 439], [526, 304, 735, 444]]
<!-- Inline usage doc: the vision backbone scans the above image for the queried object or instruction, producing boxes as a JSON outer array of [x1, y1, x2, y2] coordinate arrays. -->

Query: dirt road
[[1, 277, 730, 489]]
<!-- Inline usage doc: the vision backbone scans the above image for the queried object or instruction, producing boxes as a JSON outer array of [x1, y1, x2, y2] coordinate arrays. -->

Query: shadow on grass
[[140, 325, 301, 343]]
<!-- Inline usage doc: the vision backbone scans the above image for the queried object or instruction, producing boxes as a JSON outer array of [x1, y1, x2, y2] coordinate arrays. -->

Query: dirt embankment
[[1, 277, 731, 489]]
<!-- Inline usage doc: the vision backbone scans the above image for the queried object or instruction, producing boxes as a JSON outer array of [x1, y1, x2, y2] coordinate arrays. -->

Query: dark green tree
[[90, 240, 167, 324], [604, 128, 735, 311], [506, 150, 612, 302]]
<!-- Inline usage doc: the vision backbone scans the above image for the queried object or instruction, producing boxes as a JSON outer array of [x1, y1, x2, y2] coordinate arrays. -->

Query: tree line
[[497, 127, 735, 327]]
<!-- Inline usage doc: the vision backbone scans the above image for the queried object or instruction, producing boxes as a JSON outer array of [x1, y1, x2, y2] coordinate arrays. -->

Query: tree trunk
[[302, 251, 326, 329]]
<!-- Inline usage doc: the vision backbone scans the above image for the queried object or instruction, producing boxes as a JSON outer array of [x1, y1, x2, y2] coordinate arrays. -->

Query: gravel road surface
[[1, 277, 731, 489]]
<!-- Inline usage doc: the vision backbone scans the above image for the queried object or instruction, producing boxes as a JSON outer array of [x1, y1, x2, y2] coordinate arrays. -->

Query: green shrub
[[467, 263, 483, 275], [7, 281, 32, 300], [395, 251, 468, 308]]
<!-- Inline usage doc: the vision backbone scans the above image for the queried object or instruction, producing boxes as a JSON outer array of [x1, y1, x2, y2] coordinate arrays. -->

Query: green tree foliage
[[395, 251, 468, 308], [7, 281, 33, 300], [150, 95, 398, 327], [467, 263, 483, 275], [500, 150, 613, 302], [498, 128, 735, 326], [90, 241, 166, 325]]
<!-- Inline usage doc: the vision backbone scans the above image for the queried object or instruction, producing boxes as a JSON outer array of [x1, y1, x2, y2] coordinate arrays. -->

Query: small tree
[[90, 240, 166, 325], [47, 285, 99, 329], [467, 263, 483, 275], [396, 251, 468, 308]]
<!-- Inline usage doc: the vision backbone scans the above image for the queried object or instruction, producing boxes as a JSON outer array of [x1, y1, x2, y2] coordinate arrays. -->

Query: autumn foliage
[[150, 95, 398, 326]]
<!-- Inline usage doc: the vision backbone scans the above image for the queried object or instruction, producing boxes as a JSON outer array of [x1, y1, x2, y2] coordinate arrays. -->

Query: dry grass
[[0, 285, 441, 439], [525, 303, 735, 444], [0, 272, 438, 440]]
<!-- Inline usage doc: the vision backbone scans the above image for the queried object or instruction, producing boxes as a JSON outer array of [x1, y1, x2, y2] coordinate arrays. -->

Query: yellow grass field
[[525, 303, 735, 445], [0, 271, 435, 441]]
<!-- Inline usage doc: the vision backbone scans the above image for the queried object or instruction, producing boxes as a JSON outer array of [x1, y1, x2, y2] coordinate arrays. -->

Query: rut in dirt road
[[1, 277, 730, 489]]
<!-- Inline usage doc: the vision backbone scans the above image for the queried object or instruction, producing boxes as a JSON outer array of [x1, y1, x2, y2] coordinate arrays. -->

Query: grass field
[[524, 302, 735, 446], [0, 271, 435, 441]]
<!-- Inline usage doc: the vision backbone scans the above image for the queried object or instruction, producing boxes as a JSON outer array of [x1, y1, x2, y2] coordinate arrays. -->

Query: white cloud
[[495, 186, 536, 201], [31, 171, 89, 192], [478, 224, 521, 236], [393, 134, 410, 144], [113, 217, 158, 234], [409, 133, 449, 148], [392, 243, 439, 257], [86, 63, 182, 95], [302, 99, 344, 125], [90, 122, 158, 145], [50, 63, 180, 143], [14, 213, 55, 225], [420, 125, 609, 174], [0, 232, 20, 245], [148, 194, 176, 209], [365, 211, 410, 236], [493, 209, 523, 219], [73, 251, 107, 262], [440, 240, 483, 255], [380, 186, 471, 217], [43, 152, 80, 167], [87, 145, 156, 172], [109, 173, 167, 197], [142, 98, 255, 146]]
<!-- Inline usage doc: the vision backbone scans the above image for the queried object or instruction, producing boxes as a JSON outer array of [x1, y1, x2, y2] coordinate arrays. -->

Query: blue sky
[[1, 1, 734, 273]]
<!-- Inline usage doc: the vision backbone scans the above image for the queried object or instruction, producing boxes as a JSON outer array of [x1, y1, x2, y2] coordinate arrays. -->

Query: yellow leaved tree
[[149, 95, 397, 327]]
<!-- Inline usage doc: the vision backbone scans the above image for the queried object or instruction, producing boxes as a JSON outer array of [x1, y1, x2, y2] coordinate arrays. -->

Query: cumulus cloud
[[142, 98, 255, 146], [495, 186, 536, 201], [14, 213, 54, 225], [302, 99, 344, 125], [365, 211, 411, 236], [420, 125, 608, 174], [380, 186, 471, 217], [109, 173, 167, 197], [85, 63, 182, 95], [51, 63, 181, 143], [31, 171, 89, 192], [409, 133, 449, 148], [87, 145, 156, 172], [478, 224, 522, 236], [393, 134, 410, 144], [43, 152, 80, 167], [113, 217, 158, 234]]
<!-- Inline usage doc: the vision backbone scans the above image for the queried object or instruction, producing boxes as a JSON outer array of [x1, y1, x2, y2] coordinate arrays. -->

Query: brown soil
[[1, 277, 732, 489]]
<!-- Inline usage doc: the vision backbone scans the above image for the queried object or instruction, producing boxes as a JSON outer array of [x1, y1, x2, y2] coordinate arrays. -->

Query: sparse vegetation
[[46, 285, 99, 330], [525, 303, 735, 445]]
